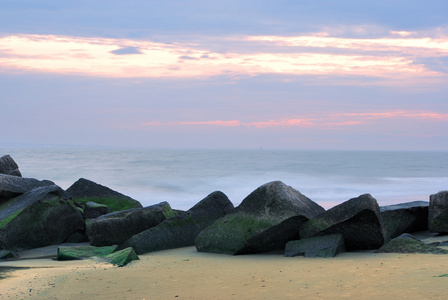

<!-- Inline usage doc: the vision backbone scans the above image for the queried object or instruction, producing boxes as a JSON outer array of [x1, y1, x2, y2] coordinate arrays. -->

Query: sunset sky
[[2, 1, 448, 150]]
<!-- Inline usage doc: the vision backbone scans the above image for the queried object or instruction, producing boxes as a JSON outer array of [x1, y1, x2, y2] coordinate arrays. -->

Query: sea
[[1, 148, 447, 210]]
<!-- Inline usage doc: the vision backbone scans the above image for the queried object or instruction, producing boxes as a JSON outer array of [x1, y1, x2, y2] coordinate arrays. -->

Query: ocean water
[[1, 148, 447, 210]]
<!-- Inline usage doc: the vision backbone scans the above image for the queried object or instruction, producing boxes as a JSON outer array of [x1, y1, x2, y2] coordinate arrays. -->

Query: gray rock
[[299, 194, 388, 250], [429, 191, 448, 233], [119, 191, 234, 254], [0, 174, 54, 205], [0, 186, 85, 251], [380, 201, 429, 239], [66, 178, 142, 212], [86, 201, 177, 246], [0, 155, 21, 177], [377, 233, 448, 254], [285, 234, 345, 258], [83, 201, 109, 219], [195, 181, 325, 255]]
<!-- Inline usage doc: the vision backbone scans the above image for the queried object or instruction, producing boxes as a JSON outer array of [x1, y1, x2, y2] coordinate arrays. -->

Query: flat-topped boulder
[[86, 201, 177, 246], [300, 194, 388, 250], [428, 191, 448, 233], [0, 155, 21, 177], [66, 178, 142, 212], [0, 174, 54, 205], [195, 181, 325, 255], [377, 233, 448, 254], [285, 234, 345, 258], [0, 186, 85, 251], [119, 191, 234, 254], [380, 201, 429, 239]]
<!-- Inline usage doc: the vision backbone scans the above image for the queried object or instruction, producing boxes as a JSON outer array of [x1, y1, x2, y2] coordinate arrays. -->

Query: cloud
[[142, 110, 448, 129], [110, 46, 142, 55], [0, 32, 446, 86]]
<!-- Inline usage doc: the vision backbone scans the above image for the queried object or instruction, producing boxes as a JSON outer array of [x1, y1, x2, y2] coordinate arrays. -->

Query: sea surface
[[1, 148, 447, 210]]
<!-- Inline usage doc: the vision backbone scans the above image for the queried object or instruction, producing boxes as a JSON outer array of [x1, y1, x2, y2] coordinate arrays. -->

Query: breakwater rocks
[[1, 154, 448, 265]]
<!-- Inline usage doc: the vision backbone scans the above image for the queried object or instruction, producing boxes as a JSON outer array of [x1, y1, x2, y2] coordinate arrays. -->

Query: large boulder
[[380, 201, 429, 239], [377, 233, 448, 254], [299, 194, 388, 250], [285, 234, 346, 258], [429, 191, 448, 233], [0, 174, 54, 205], [195, 181, 325, 255], [66, 178, 142, 212], [0, 186, 85, 251], [86, 201, 177, 246], [119, 191, 234, 254], [0, 155, 21, 177]]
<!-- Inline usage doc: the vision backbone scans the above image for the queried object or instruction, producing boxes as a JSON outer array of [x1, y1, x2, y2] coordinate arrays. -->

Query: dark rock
[[86, 201, 177, 246], [102, 247, 139, 267], [195, 181, 325, 255], [299, 194, 388, 250], [377, 233, 448, 254], [0, 186, 85, 251], [0, 250, 14, 259], [429, 191, 448, 233], [119, 191, 234, 254], [0, 155, 21, 177], [380, 201, 429, 239], [66, 178, 142, 212], [57, 245, 117, 260], [83, 201, 109, 219], [64, 230, 89, 243], [0, 174, 54, 205], [285, 234, 345, 258]]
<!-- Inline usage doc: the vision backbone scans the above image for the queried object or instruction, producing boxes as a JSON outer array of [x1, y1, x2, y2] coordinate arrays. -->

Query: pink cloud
[[0, 33, 446, 85], [141, 110, 448, 129]]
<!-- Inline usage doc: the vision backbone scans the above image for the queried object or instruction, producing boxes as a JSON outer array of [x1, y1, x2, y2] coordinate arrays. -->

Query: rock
[[83, 201, 109, 219], [380, 201, 429, 239], [0, 186, 85, 251], [0, 174, 54, 205], [285, 234, 345, 258], [429, 191, 448, 233], [195, 181, 325, 255], [0, 155, 21, 177], [299, 194, 388, 250], [66, 178, 142, 212], [86, 201, 177, 246], [102, 247, 139, 267], [0, 250, 14, 259], [64, 230, 89, 243], [57, 245, 117, 260], [119, 191, 234, 254], [377, 233, 448, 254]]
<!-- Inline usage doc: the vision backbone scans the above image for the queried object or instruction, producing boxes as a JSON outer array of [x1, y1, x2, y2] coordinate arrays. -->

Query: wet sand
[[2, 233, 448, 299]]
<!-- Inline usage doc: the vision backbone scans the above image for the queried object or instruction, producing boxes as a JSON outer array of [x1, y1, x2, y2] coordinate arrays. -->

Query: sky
[[1, 0, 448, 150]]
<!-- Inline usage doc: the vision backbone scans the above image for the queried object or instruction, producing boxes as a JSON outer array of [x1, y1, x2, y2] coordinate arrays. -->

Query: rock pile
[[1, 154, 447, 265]]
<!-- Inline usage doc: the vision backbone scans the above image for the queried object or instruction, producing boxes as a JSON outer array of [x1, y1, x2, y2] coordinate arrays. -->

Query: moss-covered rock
[[66, 178, 142, 212], [57, 245, 117, 260], [83, 201, 109, 219], [377, 233, 448, 254], [195, 181, 324, 255], [86, 202, 177, 246], [119, 191, 234, 254], [102, 247, 139, 267], [0, 186, 85, 251]]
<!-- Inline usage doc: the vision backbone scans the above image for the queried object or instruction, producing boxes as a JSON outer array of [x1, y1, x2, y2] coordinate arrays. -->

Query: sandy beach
[[1, 232, 448, 299]]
